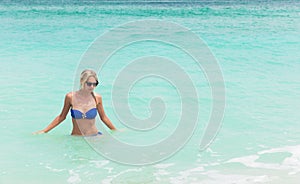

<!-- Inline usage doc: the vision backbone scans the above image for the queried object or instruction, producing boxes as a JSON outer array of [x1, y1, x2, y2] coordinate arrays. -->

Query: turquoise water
[[1, 1, 300, 183]]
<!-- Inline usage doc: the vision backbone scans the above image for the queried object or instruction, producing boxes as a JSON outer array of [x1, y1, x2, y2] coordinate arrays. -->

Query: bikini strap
[[91, 92, 99, 106]]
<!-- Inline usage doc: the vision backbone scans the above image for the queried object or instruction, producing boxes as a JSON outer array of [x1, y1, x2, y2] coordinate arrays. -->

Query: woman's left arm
[[96, 94, 116, 130]]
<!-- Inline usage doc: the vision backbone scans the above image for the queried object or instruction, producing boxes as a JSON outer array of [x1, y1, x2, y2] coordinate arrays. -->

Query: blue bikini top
[[70, 108, 97, 119]]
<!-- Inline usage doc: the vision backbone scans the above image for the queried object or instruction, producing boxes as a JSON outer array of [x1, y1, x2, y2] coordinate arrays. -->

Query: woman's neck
[[77, 89, 92, 97]]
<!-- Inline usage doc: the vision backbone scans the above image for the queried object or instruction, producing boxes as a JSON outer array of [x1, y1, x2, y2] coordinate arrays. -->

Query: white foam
[[167, 145, 300, 184], [156, 169, 170, 176], [67, 170, 81, 184], [168, 166, 205, 184], [89, 160, 110, 168], [103, 168, 144, 184], [168, 169, 277, 184], [226, 144, 300, 174], [40, 162, 66, 173], [154, 163, 175, 169], [100, 145, 300, 184], [201, 171, 275, 184]]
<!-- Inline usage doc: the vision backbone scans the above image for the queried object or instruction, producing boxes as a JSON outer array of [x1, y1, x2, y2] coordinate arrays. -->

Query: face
[[83, 77, 98, 91]]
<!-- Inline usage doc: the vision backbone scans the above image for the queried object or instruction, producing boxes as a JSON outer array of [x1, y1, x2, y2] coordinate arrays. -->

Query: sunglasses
[[86, 81, 99, 87]]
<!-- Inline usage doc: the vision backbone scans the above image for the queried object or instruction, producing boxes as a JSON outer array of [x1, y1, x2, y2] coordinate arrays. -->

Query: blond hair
[[80, 69, 99, 88]]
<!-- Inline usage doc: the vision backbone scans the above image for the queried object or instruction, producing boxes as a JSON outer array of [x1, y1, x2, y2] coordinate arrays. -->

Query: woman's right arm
[[33, 93, 72, 134]]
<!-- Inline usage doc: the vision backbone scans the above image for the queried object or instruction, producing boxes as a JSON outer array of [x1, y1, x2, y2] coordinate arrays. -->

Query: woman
[[34, 69, 116, 136]]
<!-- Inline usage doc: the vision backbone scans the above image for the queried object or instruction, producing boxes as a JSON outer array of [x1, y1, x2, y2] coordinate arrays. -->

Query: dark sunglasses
[[86, 81, 99, 87]]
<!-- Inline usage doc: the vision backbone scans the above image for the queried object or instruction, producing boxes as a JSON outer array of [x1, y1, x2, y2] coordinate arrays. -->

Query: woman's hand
[[111, 128, 127, 133], [32, 130, 46, 135]]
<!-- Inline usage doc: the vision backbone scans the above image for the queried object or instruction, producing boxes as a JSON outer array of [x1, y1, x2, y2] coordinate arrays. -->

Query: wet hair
[[80, 69, 99, 88]]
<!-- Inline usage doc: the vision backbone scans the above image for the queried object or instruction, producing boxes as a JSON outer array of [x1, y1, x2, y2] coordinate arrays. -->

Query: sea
[[1, 0, 300, 183]]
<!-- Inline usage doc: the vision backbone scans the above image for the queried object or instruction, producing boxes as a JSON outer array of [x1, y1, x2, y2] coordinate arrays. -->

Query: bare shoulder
[[93, 92, 103, 103], [65, 92, 73, 103], [66, 92, 73, 99]]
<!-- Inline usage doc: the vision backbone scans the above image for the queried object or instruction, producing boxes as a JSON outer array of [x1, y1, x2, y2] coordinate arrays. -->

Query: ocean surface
[[1, 0, 300, 183]]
